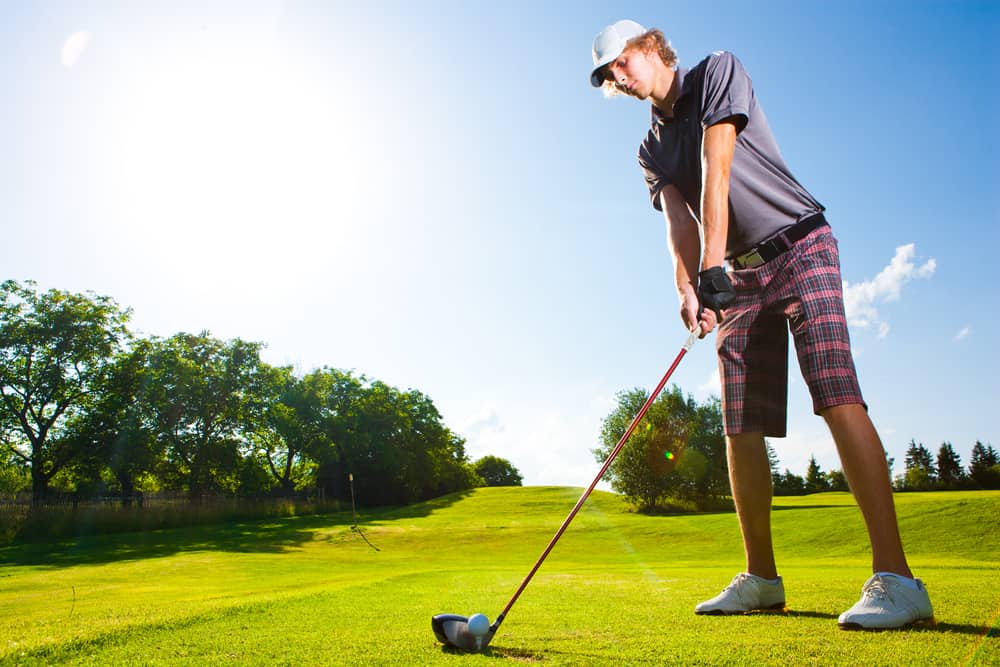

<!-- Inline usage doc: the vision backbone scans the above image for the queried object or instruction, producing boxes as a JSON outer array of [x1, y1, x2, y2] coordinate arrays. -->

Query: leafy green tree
[[302, 369, 477, 506], [144, 332, 270, 498], [58, 341, 164, 504], [684, 397, 729, 500], [935, 442, 964, 489], [473, 455, 522, 486], [595, 385, 727, 511], [773, 469, 807, 496], [0, 454, 29, 497], [431, 429, 481, 499], [969, 441, 1000, 489], [805, 455, 830, 493], [305, 368, 366, 501], [825, 469, 849, 492], [903, 439, 935, 491], [0, 280, 131, 503], [596, 387, 685, 511], [249, 368, 322, 495], [345, 381, 476, 505]]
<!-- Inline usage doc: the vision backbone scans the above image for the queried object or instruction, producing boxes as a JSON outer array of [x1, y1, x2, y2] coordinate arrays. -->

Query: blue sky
[[2, 1, 997, 486]]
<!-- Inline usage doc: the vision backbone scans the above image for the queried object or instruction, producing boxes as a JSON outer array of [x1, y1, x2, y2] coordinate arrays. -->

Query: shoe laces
[[724, 573, 753, 601], [861, 575, 892, 603]]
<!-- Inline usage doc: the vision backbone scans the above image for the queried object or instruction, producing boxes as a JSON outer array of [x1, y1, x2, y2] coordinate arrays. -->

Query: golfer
[[589, 20, 933, 630]]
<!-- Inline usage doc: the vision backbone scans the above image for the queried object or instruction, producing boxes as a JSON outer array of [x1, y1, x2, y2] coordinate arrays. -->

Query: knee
[[820, 403, 880, 446], [819, 402, 866, 426]]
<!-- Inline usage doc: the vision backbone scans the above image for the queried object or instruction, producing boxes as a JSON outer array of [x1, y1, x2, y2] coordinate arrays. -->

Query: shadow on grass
[[785, 609, 840, 620], [771, 505, 853, 511], [786, 612, 993, 637], [0, 490, 475, 568], [903, 620, 996, 637], [0, 515, 333, 568], [439, 644, 545, 661], [369, 490, 476, 521]]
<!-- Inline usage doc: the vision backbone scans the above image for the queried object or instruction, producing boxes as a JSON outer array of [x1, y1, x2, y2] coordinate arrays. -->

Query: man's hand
[[697, 266, 735, 323], [680, 284, 716, 338]]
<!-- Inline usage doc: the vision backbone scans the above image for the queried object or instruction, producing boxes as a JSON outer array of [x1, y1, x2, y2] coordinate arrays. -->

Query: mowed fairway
[[1, 489, 997, 666]]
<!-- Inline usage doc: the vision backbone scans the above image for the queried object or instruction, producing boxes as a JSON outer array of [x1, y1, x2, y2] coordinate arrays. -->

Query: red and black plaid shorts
[[717, 225, 865, 436]]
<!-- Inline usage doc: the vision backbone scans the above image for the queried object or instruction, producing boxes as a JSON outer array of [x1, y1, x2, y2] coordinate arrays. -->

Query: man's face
[[605, 46, 658, 99]]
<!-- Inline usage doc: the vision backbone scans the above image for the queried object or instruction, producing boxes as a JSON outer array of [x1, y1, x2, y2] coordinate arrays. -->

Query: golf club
[[432, 329, 699, 652]]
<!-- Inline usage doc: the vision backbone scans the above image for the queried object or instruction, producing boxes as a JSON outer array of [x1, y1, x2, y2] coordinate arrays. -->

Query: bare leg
[[727, 432, 778, 580], [821, 403, 912, 577]]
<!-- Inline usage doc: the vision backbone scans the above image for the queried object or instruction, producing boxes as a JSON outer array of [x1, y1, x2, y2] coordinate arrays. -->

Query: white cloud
[[455, 394, 614, 488], [461, 407, 505, 437], [843, 243, 935, 338], [696, 368, 721, 401], [953, 327, 971, 342], [61, 31, 91, 68]]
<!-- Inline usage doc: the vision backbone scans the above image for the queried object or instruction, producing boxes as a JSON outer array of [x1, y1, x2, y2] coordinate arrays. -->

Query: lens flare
[[664, 451, 675, 460]]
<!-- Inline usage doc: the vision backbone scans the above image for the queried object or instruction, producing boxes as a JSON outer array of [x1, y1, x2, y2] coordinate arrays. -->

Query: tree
[[596, 387, 683, 511], [805, 455, 830, 493], [902, 439, 935, 491], [302, 369, 477, 506], [59, 341, 163, 504], [684, 397, 729, 500], [969, 441, 1000, 489], [773, 469, 807, 496], [0, 453, 29, 497], [935, 442, 964, 489], [825, 469, 849, 492], [0, 280, 131, 503], [343, 381, 477, 505], [144, 332, 270, 498], [474, 455, 522, 486], [303, 367, 366, 501], [595, 385, 727, 511], [246, 366, 316, 496]]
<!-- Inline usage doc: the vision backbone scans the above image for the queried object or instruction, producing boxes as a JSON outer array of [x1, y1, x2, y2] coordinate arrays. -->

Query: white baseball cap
[[590, 19, 646, 87]]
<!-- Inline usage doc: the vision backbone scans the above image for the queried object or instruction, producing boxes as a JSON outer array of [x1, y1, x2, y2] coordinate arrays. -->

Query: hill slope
[[1, 488, 996, 665]]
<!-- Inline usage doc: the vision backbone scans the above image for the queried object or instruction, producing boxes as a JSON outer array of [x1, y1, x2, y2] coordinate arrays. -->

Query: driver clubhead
[[431, 614, 495, 652]]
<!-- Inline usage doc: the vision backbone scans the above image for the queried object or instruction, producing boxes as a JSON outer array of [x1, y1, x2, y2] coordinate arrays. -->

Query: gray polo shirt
[[638, 51, 824, 257]]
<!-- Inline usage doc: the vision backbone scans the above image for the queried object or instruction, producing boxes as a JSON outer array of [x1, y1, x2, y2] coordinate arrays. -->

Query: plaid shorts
[[716, 226, 865, 436]]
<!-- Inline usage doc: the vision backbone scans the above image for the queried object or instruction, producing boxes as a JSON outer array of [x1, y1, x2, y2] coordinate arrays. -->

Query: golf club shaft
[[491, 329, 699, 631]]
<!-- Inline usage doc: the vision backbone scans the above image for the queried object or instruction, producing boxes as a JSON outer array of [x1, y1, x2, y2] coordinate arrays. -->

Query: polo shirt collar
[[651, 66, 691, 126]]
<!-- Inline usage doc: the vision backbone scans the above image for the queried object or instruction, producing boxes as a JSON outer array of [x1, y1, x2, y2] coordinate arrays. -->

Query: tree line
[[767, 440, 1000, 495], [597, 384, 999, 511], [0, 280, 522, 507], [894, 439, 999, 491]]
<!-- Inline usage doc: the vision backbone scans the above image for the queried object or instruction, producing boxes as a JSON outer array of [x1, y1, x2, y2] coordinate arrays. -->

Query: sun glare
[[106, 29, 380, 295], [61, 31, 91, 67]]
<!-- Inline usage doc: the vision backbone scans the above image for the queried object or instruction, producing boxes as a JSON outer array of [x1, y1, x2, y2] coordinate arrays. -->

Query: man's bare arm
[[700, 119, 738, 270], [658, 184, 706, 335]]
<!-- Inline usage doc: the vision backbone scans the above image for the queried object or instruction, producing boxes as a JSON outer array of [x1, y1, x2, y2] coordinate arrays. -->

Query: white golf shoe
[[695, 573, 786, 615], [838, 574, 934, 630]]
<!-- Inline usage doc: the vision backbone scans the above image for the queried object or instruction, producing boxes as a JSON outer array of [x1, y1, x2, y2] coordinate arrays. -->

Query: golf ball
[[467, 613, 490, 636]]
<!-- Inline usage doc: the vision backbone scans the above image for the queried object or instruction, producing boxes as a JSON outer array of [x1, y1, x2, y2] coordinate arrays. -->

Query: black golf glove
[[697, 266, 735, 322]]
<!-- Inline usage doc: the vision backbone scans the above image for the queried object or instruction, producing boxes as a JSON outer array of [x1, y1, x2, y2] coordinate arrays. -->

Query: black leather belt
[[728, 213, 828, 270]]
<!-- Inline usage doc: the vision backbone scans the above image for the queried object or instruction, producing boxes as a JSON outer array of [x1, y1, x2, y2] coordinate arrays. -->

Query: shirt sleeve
[[700, 51, 751, 132], [638, 142, 665, 211]]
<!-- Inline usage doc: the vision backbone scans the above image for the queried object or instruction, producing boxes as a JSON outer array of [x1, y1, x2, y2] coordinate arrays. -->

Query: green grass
[[1, 488, 997, 665]]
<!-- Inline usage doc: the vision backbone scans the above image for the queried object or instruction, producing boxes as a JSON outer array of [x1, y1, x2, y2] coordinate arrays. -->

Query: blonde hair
[[599, 29, 678, 97]]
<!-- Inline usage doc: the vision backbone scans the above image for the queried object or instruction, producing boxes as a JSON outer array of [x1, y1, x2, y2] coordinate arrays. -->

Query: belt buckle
[[739, 248, 765, 269]]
